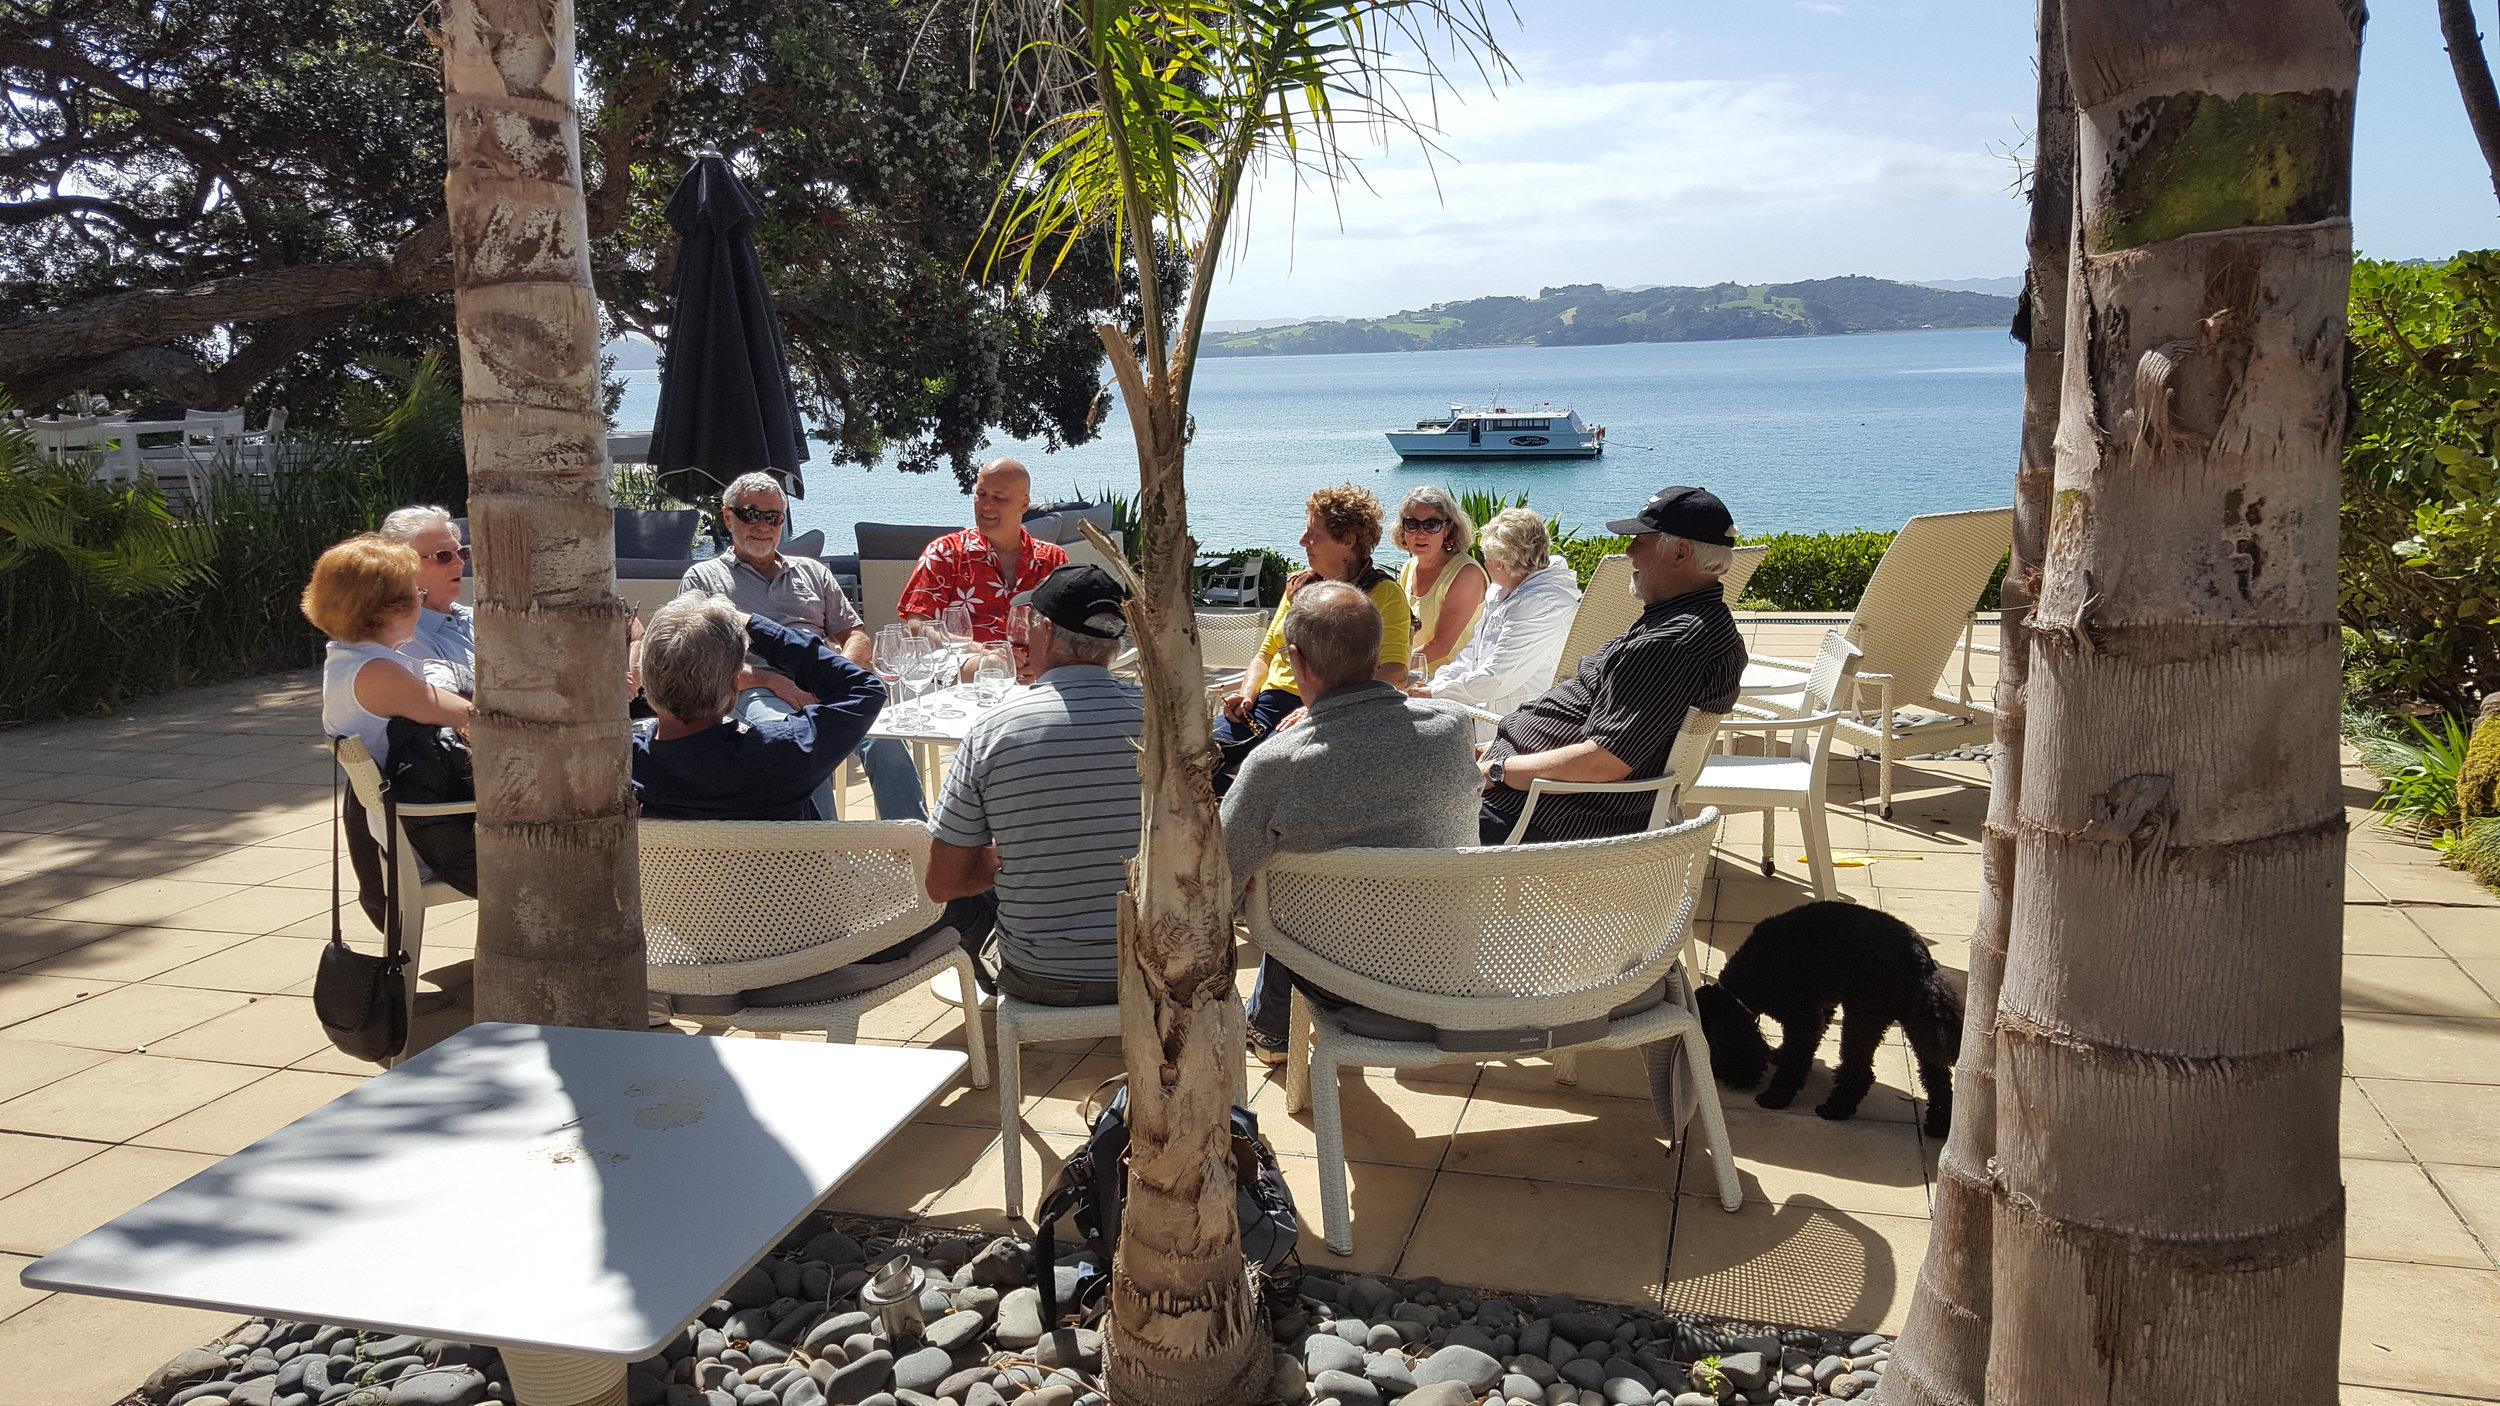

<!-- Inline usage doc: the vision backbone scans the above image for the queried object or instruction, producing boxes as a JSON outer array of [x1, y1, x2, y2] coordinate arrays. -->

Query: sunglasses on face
[[422, 546, 471, 566], [727, 505, 786, 526], [1401, 516, 1449, 534]]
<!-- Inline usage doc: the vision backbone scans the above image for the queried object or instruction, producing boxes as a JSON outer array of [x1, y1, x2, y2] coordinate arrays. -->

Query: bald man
[[897, 457, 1069, 641]]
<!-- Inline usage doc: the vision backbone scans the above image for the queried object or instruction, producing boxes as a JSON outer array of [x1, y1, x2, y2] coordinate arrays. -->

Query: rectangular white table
[[23, 1024, 964, 1405]]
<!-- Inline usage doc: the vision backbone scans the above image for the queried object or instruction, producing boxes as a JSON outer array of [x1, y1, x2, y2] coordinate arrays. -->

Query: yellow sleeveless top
[[1399, 554, 1484, 671]]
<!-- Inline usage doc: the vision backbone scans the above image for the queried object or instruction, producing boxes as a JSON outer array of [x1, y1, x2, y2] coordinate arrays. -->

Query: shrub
[[2343, 254, 2500, 714]]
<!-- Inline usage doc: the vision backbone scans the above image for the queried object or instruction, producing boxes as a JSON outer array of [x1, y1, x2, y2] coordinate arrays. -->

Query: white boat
[[1385, 402, 1605, 459]]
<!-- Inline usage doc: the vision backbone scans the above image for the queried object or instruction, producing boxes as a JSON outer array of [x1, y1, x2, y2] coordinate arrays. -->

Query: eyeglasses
[[727, 505, 786, 526], [420, 546, 471, 566], [1401, 515, 1449, 534]]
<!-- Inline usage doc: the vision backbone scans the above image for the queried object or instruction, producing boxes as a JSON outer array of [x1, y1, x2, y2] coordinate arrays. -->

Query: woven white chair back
[[1843, 507, 2010, 704], [1663, 706, 1728, 803], [1253, 812, 1716, 1012], [1719, 544, 1768, 605], [333, 735, 389, 813], [639, 819, 943, 992], [1197, 609, 1270, 674], [1550, 555, 1639, 685]]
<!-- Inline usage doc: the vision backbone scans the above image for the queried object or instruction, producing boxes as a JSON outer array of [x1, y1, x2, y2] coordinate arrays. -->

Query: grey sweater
[[1221, 681, 1482, 896]]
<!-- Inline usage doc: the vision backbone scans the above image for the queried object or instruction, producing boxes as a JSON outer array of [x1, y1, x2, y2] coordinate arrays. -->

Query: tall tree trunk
[[1094, 322, 1271, 1406], [1985, 3, 2357, 1401], [2438, 0, 2500, 207], [439, 0, 644, 1030], [1881, 4, 2071, 1402]]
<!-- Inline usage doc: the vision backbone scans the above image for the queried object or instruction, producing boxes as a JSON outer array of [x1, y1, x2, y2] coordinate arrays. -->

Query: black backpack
[[1031, 1078, 1301, 1325]]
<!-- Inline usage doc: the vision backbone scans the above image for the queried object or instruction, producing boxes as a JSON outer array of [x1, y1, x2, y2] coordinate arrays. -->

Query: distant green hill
[[1201, 276, 2017, 357]]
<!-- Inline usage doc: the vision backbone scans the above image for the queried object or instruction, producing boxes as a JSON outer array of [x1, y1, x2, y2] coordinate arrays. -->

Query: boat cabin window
[[1482, 417, 1551, 431]]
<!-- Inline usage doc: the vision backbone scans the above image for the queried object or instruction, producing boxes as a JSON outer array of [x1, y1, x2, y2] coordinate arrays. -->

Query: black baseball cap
[[1603, 486, 1737, 546], [1016, 564, 1130, 638]]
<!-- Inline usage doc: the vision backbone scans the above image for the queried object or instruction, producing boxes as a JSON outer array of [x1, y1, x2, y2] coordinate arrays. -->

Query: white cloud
[[1208, 72, 2019, 318]]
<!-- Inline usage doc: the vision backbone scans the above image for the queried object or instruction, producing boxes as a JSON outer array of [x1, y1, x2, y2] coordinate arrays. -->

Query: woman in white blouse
[[1420, 508, 1582, 721]]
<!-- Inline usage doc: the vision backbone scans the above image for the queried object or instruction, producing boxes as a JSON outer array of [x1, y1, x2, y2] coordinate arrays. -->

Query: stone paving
[[0, 621, 2494, 1405]]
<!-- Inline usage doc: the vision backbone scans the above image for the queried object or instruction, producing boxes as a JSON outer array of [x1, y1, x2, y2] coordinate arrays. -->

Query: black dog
[[1696, 902, 1962, 1137]]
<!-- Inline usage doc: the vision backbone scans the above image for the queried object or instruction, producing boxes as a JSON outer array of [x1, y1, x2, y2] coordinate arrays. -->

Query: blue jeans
[[734, 688, 926, 821], [1211, 687, 1303, 797]]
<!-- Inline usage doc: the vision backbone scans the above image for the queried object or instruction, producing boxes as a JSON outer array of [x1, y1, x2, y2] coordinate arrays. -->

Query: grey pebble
[[1361, 1351, 1413, 1396], [699, 1331, 730, 1360], [1600, 1380, 1649, 1406], [1022, 1387, 1075, 1406], [1268, 1355, 1306, 1405], [951, 1287, 999, 1322], [1330, 1317, 1370, 1344], [1560, 1358, 1606, 1390], [1400, 1384, 1473, 1406], [962, 1387, 1005, 1406], [891, 1348, 953, 1396], [1308, 1370, 1379, 1406], [1849, 1335, 1888, 1356], [804, 1233, 866, 1267], [1414, 1344, 1501, 1392], [1303, 1335, 1363, 1377], [964, 1238, 1028, 1289], [1033, 1328, 1102, 1373], [384, 1369, 486, 1406], [777, 1377, 826, 1406], [993, 1288, 1045, 1349], [1813, 1354, 1848, 1387], [1361, 1323, 1401, 1354], [725, 1267, 779, 1310], [821, 1350, 893, 1405], [1502, 1372, 1546, 1399]]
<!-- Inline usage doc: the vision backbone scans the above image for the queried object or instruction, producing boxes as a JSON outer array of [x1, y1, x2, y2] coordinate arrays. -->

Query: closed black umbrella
[[648, 153, 809, 506]]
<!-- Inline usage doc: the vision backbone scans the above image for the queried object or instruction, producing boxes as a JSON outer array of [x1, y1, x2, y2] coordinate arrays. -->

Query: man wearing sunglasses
[[379, 505, 474, 686], [678, 472, 925, 821]]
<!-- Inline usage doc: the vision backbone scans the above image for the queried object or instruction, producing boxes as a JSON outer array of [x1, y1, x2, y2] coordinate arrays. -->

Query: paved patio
[[1, 621, 2495, 1406]]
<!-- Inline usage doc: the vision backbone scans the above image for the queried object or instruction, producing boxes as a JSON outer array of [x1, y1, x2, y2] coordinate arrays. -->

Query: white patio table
[[21, 1023, 964, 1406]]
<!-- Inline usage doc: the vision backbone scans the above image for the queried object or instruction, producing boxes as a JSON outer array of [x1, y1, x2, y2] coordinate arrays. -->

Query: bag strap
[[330, 747, 345, 949], [378, 764, 406, 965]]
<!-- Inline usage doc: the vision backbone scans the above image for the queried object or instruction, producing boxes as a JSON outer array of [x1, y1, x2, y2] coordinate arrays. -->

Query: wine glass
[[974, 648, 1013, 706], [929, 604, 973, 717], [1408, 647, 1432, 696], [896, 635, 934, 729], [872, 626, 906, 715]]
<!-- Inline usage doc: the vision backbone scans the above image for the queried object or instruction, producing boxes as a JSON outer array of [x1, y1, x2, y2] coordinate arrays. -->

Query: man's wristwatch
[[1486, 758, 1506, 790]]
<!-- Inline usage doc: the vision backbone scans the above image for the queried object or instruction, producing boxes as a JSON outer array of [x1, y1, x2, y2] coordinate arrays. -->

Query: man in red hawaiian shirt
[[898, 458, 1069, 642]]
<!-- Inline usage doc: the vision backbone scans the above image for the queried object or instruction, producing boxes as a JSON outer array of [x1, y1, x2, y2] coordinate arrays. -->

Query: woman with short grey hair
[[1421, 506, 1583, 722]]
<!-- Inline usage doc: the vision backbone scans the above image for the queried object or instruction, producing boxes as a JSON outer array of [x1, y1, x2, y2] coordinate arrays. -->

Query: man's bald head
[[972, 458, 1032, 538], [1282, 579, 1382, 695]]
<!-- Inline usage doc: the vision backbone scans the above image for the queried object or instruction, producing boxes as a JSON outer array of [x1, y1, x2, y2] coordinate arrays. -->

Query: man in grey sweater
[[1223, 580, 1481, 1061]]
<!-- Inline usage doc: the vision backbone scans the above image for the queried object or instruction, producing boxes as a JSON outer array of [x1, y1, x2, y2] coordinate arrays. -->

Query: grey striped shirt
[[1482, 586, 1745, 843], [928, 665, 1142, 981]]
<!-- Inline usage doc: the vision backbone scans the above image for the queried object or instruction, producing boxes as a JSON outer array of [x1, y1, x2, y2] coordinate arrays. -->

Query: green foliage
[[2456, 816, 2500, 889], [1201, 276, 2017, 358], [2362, 712, 2474, 842], [0, 414, 217, 597], [0, 376, 456, 722], [2343, 254, 2500, 714], [1744, 530, 1895, 610], [1689, 1359, 1730, 1398]]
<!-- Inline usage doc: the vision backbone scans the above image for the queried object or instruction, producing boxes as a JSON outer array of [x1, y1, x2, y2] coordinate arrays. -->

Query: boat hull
[[1385, 434, 1603, 460]]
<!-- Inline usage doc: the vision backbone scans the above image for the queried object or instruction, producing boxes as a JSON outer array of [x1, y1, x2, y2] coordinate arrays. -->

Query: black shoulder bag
[[315, 745, 409, 1063]]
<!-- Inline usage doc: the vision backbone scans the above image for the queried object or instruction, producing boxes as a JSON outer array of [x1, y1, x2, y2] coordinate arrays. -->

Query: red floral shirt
[[896, 528, 1068, 638]]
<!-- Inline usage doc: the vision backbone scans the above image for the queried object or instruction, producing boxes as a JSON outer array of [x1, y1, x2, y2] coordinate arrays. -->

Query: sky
[[1201, 0, 2500, 322]]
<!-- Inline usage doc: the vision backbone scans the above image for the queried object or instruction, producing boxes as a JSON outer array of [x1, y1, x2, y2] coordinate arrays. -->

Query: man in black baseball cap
[[923, 562, 1146, 1009], [1476, 486, 1747, 845]]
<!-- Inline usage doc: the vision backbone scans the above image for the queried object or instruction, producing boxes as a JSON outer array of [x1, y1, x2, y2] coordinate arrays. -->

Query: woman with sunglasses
[[378, 504, 475, 687], [1391, 486, 1486, 677]]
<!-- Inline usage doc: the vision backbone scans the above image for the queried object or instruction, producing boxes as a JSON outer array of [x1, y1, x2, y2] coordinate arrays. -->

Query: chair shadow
[[1664, 1189, 1907, 1337]]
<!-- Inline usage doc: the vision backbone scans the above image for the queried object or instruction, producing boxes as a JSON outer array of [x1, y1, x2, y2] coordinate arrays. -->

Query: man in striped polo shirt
[[924, 565, 1142, 1006], [1478, 486, 1748, 845]]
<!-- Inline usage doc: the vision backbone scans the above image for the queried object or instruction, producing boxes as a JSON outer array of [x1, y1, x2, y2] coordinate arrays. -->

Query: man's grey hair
[[720, 473, 785, 510], [378, 505, 454, 543], [1048, 620, 1123, 665], [642, 595, 747, 722], [1682, 537, 1735, 576], [1282, 579, 1381, 693], [1477, 507, 1552, 576]]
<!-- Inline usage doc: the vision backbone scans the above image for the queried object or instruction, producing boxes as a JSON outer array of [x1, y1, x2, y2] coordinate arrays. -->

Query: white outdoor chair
[[1498, 704, 1726, 849], [1719, 543, 1768, 604], [31, 416, 143, 485], [332, 737, 474, 1054], [1111, 607, 1269, 706], [637, 818, 990, 1087], [996, 997, 1122, 1218], [1197, 552, 1266, 607], [1686, 631, 1862, 900], [1250, 811, 1740, 1254], [1741, 506, 2011, 815], [1548, 554, 1640, 685]]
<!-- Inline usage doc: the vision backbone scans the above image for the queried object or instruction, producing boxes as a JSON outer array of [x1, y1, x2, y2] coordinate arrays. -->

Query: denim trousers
[[734, 688, 926, 821]]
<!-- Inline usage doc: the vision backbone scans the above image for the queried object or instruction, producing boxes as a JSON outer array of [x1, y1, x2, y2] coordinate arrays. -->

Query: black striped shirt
[[1481, 586, 1745, 843]]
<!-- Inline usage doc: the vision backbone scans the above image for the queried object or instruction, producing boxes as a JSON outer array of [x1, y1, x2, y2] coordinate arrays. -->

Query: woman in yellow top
[[1392, 485, 1487, 675], [1214, 483, 1413, 793]]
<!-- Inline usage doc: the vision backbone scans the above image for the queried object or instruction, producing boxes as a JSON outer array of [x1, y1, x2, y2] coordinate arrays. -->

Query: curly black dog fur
[[1696, 901, 1961, 1137]]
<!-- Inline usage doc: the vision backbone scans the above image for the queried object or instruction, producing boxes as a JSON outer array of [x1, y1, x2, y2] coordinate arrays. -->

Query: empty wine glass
[[974, 649, 1012, 705], [872, 625, 906, 711], [896, 635, 934, 728]]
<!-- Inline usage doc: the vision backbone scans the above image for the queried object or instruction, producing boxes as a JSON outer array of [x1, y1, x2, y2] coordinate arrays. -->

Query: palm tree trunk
[[2438, 0, 2500, 207], [1983, 2, 2356, 1399], [1093, 324, 1272, 1406], [1881, 5, 2070, 1402], [439, 0, 645, 1030]]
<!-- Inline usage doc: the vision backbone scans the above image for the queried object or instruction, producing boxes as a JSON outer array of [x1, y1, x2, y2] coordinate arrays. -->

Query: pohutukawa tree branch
[[2439, 0, 2500, 208]]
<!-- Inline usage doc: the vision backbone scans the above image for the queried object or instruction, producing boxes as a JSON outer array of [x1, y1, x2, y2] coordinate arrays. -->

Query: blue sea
[[611, 326, 2023, 556]]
